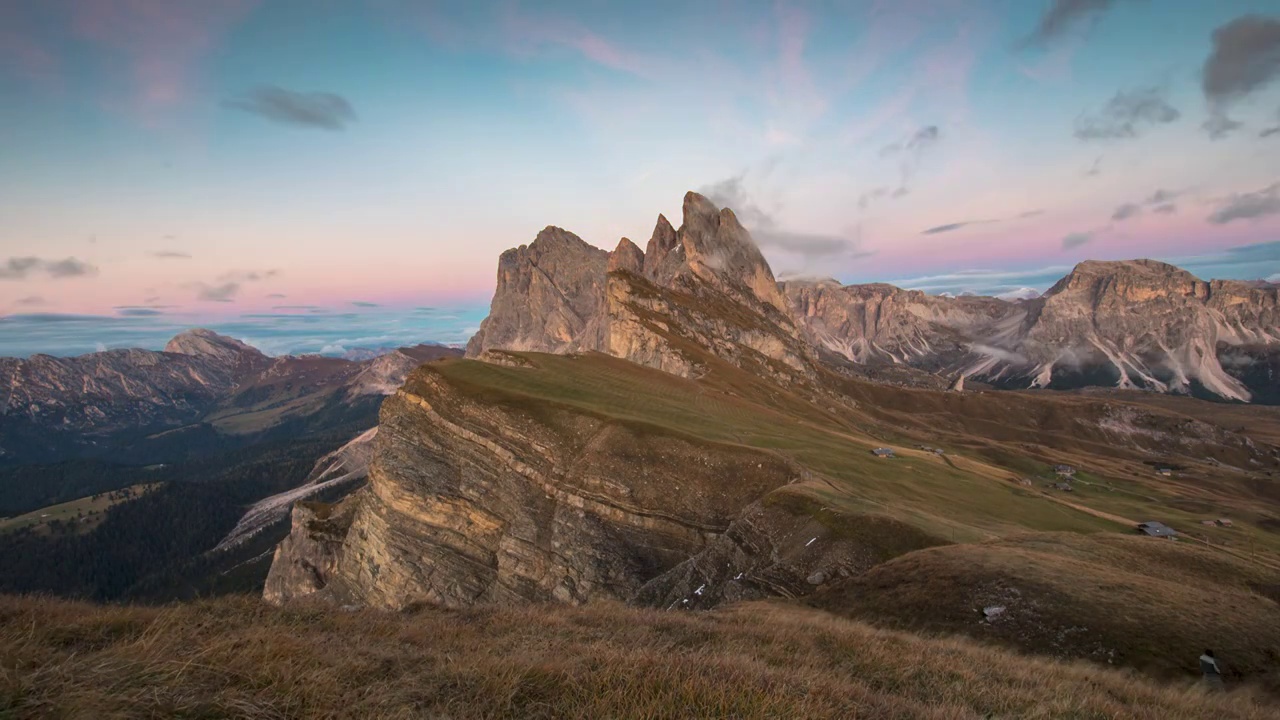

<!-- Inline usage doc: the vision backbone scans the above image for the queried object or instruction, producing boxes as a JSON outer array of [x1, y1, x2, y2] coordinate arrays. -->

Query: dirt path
[[1037, 492, 1138, 527]]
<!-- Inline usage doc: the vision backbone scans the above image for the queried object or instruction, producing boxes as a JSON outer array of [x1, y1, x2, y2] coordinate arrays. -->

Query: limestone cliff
[[467, 191, 812, 380], [268, 362, 799, 609], [465, 227, 610, 356], [263, 495, 360, 605]]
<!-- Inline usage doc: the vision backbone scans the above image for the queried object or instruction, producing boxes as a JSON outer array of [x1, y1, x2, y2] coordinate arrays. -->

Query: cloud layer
[[0, 305, 487, 359]]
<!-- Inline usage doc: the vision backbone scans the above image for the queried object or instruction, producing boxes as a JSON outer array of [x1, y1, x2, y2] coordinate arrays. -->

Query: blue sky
[[2, 0, 1280, 356]]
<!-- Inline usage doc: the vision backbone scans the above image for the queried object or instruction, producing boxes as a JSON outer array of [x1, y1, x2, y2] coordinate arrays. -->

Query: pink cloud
[[499, 7, 659, 80], [67, 0, 259, 119]]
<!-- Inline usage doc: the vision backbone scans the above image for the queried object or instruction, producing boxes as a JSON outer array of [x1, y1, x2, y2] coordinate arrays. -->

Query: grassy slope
[[434, 352, 1120, 548], [0, 483, 159, 535], [2, 594, 1276, 720], [811, 532, 1280, 693], [424, 351, 1280, 691]]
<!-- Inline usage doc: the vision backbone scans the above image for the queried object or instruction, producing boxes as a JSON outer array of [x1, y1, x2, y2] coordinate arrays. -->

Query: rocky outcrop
[[607, 237, 645, 275], [783, 281, 1017, 366], [467, 192, 812, 380], [0, 332, 264, 439], [1016, 260, 1280, 401], [266, 363, 800, 609], [263, 495, 361, 605], [465, 227, 610, 357], [164, 328, 268, 372]]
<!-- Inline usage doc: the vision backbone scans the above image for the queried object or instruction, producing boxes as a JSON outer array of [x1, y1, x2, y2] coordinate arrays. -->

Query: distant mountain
[[0, 331, 460, 464], [786, 259, 1280, 402]]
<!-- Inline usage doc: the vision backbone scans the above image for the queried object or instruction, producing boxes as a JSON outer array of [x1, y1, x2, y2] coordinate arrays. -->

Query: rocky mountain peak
[[673, 191, 789, 314], [1045, 259, 1202, 299], [164, 329, 266, 365], [466, 225, 610, 357], [608, 237, 644, 275]]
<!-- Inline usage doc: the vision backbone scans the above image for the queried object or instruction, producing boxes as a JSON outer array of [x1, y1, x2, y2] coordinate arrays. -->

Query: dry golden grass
[[2, 594, 1276, 719], [813, 532, 1280, 696]]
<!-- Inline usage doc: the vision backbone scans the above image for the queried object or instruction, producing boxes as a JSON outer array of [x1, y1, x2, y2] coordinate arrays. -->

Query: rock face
[[465, 192, 1280, 403], [265, 363, 799, 609], [164, 328, 267, 372], [0, 332, 265, 440], [467, 191, 812, 380], [465, 227, 610, 356], [783, 281, 1017, 366], [263, 494, 361, 605]]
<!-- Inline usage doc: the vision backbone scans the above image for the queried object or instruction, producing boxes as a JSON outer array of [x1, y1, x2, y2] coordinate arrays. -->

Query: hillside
[[812, 532, 1280, 692], [2, 594, 1275, 719]]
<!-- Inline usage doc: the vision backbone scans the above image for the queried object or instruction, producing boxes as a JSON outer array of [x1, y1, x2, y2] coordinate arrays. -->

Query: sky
[[2, 0, 1280, 357]]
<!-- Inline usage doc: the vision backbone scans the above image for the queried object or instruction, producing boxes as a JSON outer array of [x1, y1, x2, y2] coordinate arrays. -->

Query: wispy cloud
[[920, 208, 1043, 236], [1111, 203, 1141, 221], [225, 85, 357, 130], [194, 282, 239, 303], [1207, 182, 1280, 224], [0, 256, 97, 280], [1108, 188, 1184, 222], [14, 296, 47, 307], [499, 7, 659, 79], [1022, 0, 1127, 48], [351, 301, 380, 308], [1074, 86, 1180, 140], [151, 250, 191, 259], [700, 174, 871, 263], [187, 269, 279, 303], [879, 125, 942, 193], [115, 307, 165, 317]]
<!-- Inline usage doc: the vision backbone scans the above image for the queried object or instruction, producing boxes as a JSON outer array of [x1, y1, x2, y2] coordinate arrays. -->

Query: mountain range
[[470, 192, 1280, 403], [259, 192, 1280, 693], [0, 329, 459, 465]]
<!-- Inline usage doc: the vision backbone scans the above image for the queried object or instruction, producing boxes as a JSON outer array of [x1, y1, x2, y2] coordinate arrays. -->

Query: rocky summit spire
[[675, 191, 789, 315], [643, 213, 681, 284], [608, 237, 644, 275]]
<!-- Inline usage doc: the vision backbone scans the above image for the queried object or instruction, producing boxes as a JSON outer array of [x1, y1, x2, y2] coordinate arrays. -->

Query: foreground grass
[[2, 595, 1275, 719], [813, 532, 1280, 696]]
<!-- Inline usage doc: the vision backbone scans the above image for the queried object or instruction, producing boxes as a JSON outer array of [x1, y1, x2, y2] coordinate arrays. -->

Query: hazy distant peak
[[1046, 259, 1200, 297], [164, 329, 265, 362]]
